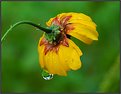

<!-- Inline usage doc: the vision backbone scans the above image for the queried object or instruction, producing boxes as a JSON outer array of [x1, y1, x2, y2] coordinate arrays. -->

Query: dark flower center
[[45, 15, 73, 45], [39, 16, 74, 54]]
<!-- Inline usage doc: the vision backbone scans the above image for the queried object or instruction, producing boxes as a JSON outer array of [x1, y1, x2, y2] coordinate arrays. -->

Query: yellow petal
[[58, 45, 71, 71], [46, 12, 93, 27], [68, 49, 82, 70], [68, 31, 93, 44], [67, 12, 92, 21], [44, 51, 67, 76], [38, 34, 46, 68], [46, 17, 55, 26], [67, 19, 96, 31], [58, 40, 82, 71], [43, 51, 54, 73], [68, 39, 82, 56], [38, 44, 45, 68], [57, 12, 92, 21], [69, 24, 98, 40], [68, 39, 82, 70], [52, 52, 67, 76]]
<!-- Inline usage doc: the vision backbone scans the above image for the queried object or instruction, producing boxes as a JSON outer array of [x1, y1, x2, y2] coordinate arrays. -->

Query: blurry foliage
[[1, 1, 120, 93], [99, 55, 120, 92]]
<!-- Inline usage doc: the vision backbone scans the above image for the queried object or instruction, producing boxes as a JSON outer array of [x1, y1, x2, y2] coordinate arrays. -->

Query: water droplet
[[43, 74, 53, 80], [42, 70, 53, 80]]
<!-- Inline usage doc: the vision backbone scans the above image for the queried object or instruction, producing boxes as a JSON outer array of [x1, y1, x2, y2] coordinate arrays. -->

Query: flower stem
[[1, 21, 52, 42]]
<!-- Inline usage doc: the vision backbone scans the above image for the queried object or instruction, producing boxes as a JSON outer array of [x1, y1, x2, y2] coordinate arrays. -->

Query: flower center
[[45, 24, 63, 45], [40, 25, 69, 55]]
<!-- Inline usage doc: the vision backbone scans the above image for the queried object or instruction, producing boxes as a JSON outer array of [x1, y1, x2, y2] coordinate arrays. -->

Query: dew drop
[[43, 74, 53, 80], [42, 70, 53, 80]]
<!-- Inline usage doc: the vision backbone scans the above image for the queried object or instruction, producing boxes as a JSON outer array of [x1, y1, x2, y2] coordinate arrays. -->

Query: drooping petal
[[68, 49, 82, 70], [44, 51, 67, 76], [61, 12, 92, 22], [68, 39, 82, 70], [67, 19, 96, 31], [52, 52, 67, 76], [58, 45, 71, 71], [43, 50, 54, 73], [67, 24, 98, 40], [68, 31, 93, 44], [68, 39, 82, 56], [58, 39, 82, 71], [38, 36, 45, 68]]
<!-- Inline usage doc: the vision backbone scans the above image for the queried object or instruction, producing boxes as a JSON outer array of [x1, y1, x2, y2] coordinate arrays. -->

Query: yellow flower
[[38, 12, 98, 76]]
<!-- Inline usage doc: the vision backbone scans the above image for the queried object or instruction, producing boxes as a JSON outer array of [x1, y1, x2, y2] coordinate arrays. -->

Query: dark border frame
[[0, 1, 120, 94]]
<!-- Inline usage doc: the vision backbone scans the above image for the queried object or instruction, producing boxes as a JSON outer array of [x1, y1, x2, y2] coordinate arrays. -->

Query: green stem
[[1, 21, 52, 42]]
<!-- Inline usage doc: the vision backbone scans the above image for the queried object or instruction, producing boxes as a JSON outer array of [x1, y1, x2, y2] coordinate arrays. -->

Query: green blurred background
[[1, 1, 120, 93]]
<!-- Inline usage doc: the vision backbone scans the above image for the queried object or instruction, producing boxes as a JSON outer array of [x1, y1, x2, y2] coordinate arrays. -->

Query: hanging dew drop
[[42, 70, 53, 80], [43, 74, 53, 80]]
